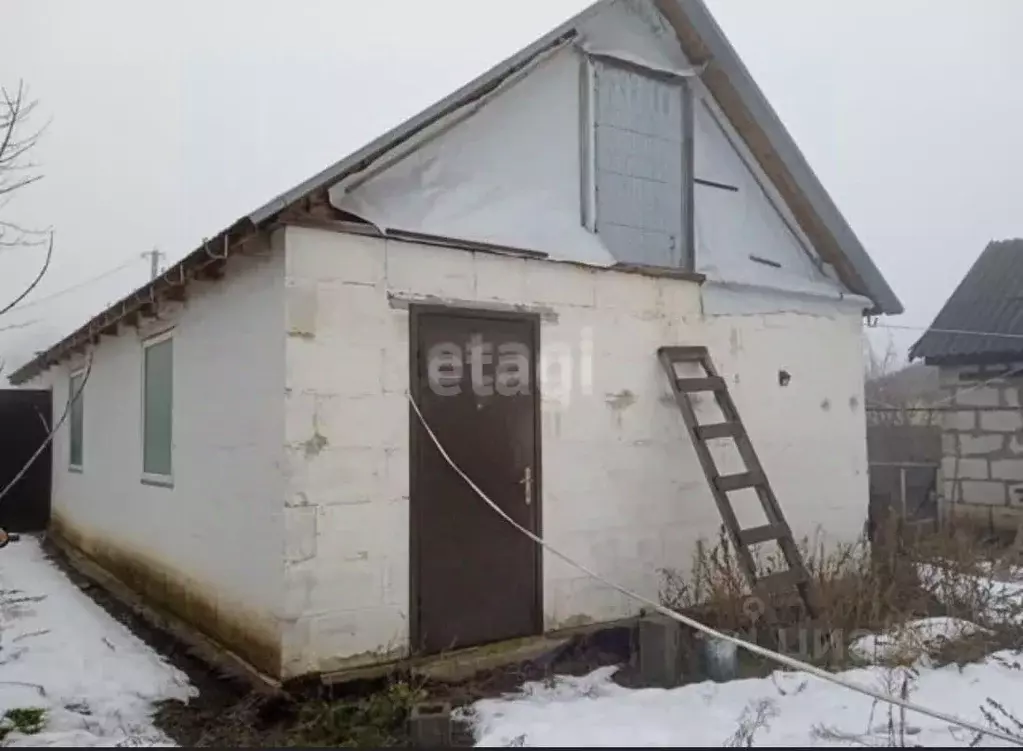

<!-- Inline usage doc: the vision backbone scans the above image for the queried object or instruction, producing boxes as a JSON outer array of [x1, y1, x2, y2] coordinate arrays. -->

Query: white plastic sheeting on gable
[[330, 0, 858, 309], [692, 98, 845, 298], [333, 49, 615, 268]]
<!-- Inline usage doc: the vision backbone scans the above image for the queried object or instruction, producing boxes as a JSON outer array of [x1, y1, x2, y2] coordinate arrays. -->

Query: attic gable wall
[[331, 0, 853, 307]]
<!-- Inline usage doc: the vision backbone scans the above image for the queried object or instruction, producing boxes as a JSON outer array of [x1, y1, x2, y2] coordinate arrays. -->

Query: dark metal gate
[[0, 389, 52, 532]]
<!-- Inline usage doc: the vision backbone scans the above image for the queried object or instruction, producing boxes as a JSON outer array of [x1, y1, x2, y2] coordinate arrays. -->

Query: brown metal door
[[411, 308, 541, 654]]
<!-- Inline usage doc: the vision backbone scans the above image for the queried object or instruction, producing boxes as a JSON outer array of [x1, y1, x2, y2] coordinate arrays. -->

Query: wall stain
[[51, 514, 281, 677], [729, 327, 742, 356], [605, 390, 638, 411], [303, 431, 328, 458], [288, 491, 311, 508], [820, 398, 831, 412], [849, 396, 859, 411], [551, 613, 596, 630], [303, 400, 329, 457], [605, 390, 637, 429]]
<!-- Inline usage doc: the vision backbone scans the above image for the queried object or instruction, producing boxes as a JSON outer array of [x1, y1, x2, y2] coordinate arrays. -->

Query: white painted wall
[[281, 225, 869, 677], [27, 247, 287, 672], [330, 0, 850, 307]]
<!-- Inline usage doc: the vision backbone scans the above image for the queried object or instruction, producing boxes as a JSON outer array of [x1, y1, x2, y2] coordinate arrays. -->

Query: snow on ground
[[0, 537, 194, 746], [848, 617, 987, 665], [464, 654, 1023, 747], [463, 563, 1023, 747]]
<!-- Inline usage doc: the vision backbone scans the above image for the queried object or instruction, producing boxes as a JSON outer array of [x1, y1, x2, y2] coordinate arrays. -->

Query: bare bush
[[812, 666, 921, 747], [660, 522, 1023, 670], [723, 698, 778, 747], [970, 698, 1023, 746]]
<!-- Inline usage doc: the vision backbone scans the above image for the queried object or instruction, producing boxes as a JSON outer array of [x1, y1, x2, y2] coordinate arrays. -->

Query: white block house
[[9, 0, 901, 682]]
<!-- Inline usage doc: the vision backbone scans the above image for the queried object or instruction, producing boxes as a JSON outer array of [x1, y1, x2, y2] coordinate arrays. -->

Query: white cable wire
[[878, 322, 1023, 342], [405, 391, 1023, 745], [4, 256, 141, 315]]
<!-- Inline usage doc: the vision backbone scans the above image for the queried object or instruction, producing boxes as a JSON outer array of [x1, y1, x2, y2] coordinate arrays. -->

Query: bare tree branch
[[0, 230, 53, 316], [0, 79, 50, 258]]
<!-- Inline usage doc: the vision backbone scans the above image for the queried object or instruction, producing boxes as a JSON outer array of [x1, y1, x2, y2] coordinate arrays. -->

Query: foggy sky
[[3, 0, 1023, 371]]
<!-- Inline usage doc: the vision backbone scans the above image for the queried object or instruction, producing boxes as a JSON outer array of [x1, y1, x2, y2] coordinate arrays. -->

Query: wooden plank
[[715, 471, 764, 492], [676, 376, 725, 393], [659, 345, 708, 362], [738, 523, 788, 546], [657, 350, 759, 592], [165, 285, 187, 303], [756, 568, 807, 595], [696, 422, 738, 440]]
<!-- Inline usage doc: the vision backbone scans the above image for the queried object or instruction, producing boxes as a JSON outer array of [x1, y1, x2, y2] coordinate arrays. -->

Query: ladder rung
[[676, 376, 725, 393], [715, 471, 764, 492], [696, 422, 739, 441], [738, 523, 789, 546], [756, 569, 807, 595], [659, 346, 708, 363]]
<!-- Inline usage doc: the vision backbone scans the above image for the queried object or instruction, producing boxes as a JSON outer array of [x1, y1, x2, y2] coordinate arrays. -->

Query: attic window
[[581, 56, 694, 270]]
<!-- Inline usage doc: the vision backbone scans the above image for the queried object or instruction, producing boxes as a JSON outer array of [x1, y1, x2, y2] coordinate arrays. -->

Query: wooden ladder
[[658, 345, 819, 635]]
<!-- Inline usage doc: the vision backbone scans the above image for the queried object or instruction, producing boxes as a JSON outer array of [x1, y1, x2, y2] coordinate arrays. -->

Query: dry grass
[[810, 665, 922, 747], [157, 674, 430, 748], [659, 517, 1023, 671]]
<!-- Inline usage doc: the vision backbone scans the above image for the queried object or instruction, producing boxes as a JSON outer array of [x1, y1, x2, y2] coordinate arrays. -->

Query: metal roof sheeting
[[910, 239, 1023, 364]]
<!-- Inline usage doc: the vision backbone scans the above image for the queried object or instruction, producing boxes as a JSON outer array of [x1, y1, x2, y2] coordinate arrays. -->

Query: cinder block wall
[[29, 247, 288, 676], [938, 364, 1023, 529], [280, 225, 869, 678]]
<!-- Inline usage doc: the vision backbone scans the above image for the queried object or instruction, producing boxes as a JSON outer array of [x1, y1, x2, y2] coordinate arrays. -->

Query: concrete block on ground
[[409, 702, 453, 747], [636, 615, 686, 689]]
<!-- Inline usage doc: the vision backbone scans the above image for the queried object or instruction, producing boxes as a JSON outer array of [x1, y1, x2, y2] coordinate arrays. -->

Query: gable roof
[[8, 0, 902, 386], [909, 239, 1023, 365]]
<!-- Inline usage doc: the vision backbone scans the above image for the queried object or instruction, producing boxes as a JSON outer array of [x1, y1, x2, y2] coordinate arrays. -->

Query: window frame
[[68, 367, 85, 472], [140, 328, 175, 487], [579, 52, 695, 272]]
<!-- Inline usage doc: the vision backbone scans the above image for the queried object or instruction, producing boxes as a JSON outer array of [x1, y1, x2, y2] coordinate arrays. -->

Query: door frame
[[407, 303, 544, 652]]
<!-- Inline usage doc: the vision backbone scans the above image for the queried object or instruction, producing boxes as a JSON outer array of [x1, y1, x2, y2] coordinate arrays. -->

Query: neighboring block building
[[8, 0, 901, 683], [910, 239, 1023, 531]]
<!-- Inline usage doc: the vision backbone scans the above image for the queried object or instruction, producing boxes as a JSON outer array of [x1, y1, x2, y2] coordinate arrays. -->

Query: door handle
[[520, 466, 532, 506]]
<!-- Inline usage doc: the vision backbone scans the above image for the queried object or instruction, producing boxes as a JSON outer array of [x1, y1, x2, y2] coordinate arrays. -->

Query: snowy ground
[[463, 566, 1023, 747], [0, 537, 193, 746], [464, 655, 1023, 747]]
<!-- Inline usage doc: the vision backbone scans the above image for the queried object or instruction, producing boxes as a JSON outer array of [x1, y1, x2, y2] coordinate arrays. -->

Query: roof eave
[[6, 219, 257, 386]]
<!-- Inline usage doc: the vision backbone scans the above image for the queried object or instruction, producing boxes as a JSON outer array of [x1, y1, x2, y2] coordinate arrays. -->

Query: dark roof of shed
[[910, 239, 1023, 364]]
